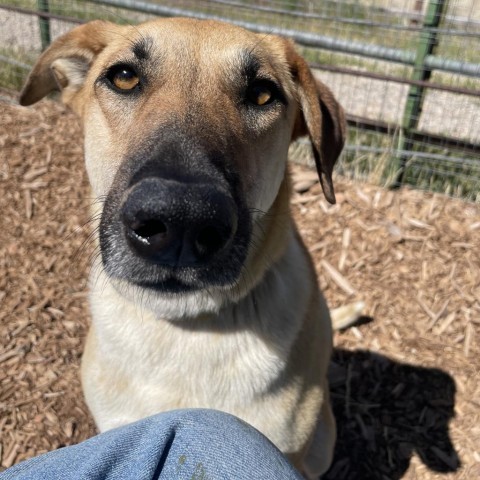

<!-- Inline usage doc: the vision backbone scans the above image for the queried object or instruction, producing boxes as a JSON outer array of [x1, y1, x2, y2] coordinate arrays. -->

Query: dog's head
[[20, 18, 345, 317]]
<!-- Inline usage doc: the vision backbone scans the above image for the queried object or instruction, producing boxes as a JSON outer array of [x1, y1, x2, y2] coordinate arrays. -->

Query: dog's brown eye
[[247, 84, 274, 106], [112, 68, 139, 90]]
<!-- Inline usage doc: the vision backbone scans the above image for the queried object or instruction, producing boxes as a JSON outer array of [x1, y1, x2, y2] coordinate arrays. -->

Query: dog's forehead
[[137, 18, 267, 50], [118, 19, 289, 77]]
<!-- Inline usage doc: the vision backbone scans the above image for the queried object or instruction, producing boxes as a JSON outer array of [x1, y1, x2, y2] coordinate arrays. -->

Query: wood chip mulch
[[1, 92, 479, 479]]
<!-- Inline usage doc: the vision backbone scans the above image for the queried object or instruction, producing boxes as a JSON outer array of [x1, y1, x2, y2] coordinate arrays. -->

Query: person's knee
[[165, 408, 254, 435]]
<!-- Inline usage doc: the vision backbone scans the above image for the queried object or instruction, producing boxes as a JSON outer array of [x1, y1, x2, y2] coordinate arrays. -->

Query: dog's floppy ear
[[19, 20, 120, 107], [285, 41, 346, 204]]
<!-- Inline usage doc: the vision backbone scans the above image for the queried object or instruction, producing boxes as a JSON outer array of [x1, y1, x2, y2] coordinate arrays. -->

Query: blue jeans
[[0, 409, 303, 479]]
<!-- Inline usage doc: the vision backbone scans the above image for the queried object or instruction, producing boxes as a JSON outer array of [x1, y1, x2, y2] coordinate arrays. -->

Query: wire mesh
[[1, 0, 479, 200]]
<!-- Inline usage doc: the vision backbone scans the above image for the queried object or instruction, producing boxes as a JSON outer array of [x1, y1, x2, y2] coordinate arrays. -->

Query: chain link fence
[[1, 0, 479, 200]]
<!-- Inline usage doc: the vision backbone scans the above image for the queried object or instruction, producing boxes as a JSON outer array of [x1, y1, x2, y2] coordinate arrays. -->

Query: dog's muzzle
[[121, 177, 238, 267], [98, 136, 251, 293]]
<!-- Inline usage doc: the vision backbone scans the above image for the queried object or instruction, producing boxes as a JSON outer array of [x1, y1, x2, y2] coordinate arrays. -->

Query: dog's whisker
[[68, 232, 100, 278]]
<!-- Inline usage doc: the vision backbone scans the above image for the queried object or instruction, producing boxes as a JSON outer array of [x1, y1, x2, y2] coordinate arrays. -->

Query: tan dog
[[20, 18, 360, 477]]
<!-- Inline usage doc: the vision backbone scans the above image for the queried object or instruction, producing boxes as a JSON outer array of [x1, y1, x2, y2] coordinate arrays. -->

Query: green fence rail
[[395, 0, 446, 187], [37, 0, 51, 50]]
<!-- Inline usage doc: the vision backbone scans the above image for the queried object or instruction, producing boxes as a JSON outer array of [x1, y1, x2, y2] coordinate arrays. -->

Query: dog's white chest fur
[[82, 236, 323, 453]]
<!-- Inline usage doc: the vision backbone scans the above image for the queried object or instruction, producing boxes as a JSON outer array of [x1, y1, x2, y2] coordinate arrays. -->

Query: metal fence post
[[393, 0, 447, 187], [38, 0, 51, 50]]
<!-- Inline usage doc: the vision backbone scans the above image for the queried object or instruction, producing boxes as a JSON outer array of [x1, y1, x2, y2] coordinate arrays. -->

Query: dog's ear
[[285, 41, 346, 204], [19, 20, 120, 107]]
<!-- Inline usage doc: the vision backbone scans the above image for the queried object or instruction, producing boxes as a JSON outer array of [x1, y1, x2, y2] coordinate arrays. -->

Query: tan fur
[[20, 18, 354, 478]]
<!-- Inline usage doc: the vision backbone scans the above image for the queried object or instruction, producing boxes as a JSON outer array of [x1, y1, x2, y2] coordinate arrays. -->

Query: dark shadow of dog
[[324, 348, 460, 480]]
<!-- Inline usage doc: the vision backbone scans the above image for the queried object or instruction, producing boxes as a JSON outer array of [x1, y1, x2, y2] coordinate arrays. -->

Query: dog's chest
[[83, 238, 312, 432], [85, 291, 292, 430], [120, 315, 282, 399]]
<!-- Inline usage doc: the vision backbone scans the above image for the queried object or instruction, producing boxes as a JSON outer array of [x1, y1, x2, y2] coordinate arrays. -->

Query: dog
[[20, 18, 361, 477]]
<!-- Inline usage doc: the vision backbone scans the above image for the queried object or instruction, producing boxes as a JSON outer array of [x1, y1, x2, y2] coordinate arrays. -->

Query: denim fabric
[[0, 409, 303, 479]]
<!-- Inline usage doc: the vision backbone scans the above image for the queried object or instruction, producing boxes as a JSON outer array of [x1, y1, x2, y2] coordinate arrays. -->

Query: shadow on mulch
[[325, 348, 460, 480]]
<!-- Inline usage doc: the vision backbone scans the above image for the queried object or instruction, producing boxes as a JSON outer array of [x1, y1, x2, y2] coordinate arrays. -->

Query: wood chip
[[468, 221, 480, 231], [291, 170, 318, 183], [293, 178, 318, 193], [464, 323, 473, 357], [320, 260, 356, 296], [403, 234, 427, 242], [63, 421, 75, 439], [23, 166, 48, 182], [21, 180, 48, 190], [386, 221, 403, 242], [427, 196, 437, 219], [351, 326, 363, 339], [2, 442, 19, 469], [18, 126, 44, 138], [291, 194, 319, 205], [416, 295, 436, 322], [43, 391, 65, 399], [404, 217, 435, 230], [0, 348, 24, 364], [338, 250, 348, 271], [355, 188, 371, 206], [24, 189, 33, 219], [451, 242, 475, 249], [435, 312, 456, 335], [425, 300, 450, 330], [354, 219, 380, 232], [310, 240, 328, 252], [319, 200, 340, 214], [46, 307, 64, 319], [342, 228, 351, 249], [10, 320, 31, 337]]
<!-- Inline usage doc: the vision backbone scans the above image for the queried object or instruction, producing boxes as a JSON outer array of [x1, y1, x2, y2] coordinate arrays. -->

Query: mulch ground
[[0, 91, 479, 479]]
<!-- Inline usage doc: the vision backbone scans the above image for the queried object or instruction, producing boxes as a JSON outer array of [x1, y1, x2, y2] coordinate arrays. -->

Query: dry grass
[[0, 92, 479, 479]]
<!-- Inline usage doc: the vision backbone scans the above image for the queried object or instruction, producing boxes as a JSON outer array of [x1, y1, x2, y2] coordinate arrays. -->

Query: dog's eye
[[247, 82, 274, 106], [108, 66, 140, 91]]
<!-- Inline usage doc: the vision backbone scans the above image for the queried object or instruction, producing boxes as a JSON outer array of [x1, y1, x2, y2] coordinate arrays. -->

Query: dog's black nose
[[121, 178, 237, 266]]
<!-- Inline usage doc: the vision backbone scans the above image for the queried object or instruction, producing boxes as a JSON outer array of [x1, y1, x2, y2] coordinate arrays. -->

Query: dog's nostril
[[133, 219, 167, 241], [194, 225, 228, 257]]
